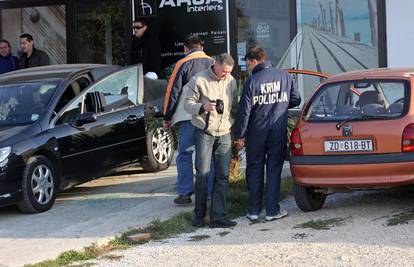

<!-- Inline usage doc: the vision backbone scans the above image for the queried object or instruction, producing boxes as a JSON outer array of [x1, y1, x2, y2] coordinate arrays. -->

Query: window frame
[[50, 65, 141, 128], [52, 74, 92, 116], [302, 78, 411, 123], [229, 0, 387, 79]]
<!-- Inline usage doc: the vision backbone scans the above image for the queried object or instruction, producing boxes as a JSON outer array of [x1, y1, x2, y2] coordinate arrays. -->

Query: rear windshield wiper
[[336, 114, 390, 130]]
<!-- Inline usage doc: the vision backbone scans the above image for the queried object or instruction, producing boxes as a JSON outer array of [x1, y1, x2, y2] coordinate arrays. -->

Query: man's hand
[[203, 102, 216, 112], [234, 138, 245, 148], [163, 120, 172, 129]]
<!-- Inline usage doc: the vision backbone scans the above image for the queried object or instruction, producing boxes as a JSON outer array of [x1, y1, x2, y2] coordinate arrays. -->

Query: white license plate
[[324, 139, 373, 152]]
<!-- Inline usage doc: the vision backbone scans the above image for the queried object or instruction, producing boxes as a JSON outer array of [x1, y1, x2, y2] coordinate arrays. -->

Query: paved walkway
[[0, 166, 186, 267]]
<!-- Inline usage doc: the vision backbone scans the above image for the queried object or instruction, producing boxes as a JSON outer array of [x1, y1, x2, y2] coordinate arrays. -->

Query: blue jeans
[[176, 121, 214, 196], [194, 129, 231, 221]]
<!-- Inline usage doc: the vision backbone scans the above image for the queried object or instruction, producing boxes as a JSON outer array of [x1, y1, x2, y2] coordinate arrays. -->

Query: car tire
[[17, 156, 58, 213], [141, 127, 174, 172], [294, 183, 326, 212]]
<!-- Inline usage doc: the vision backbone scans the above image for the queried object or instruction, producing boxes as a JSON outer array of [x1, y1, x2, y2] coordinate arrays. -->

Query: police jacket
[[234, 62, 301, 139], [19, 48, 50, 69], [163, 50, 213, 123]]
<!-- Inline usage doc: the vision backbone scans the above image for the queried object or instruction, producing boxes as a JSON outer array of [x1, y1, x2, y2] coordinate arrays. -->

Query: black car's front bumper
[[0, 161, 25, 207], [0, 190, 21, 207]]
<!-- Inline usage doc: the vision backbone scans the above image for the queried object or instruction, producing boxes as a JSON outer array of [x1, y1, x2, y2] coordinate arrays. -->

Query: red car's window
[[303, 80, 408, 122]]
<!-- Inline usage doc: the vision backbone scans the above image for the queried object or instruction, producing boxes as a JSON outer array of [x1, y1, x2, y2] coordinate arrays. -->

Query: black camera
[[215, 99, 224, 114]]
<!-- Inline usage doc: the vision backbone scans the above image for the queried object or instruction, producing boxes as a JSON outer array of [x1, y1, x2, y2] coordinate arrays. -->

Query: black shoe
[[173, 195, 191, 205], [192, 216, 205, 227], [209, 218, 237, 228]]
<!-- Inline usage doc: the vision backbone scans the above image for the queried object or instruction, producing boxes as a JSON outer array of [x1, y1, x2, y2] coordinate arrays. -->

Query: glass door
[[1, 4, 67, 64], [76, 0, 130, 66], [235, 0, 292, 75]]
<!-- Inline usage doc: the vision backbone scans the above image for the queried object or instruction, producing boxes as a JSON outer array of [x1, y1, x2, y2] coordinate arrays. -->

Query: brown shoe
[[173, 195, 191, 205], [209, 218, 237, 228]]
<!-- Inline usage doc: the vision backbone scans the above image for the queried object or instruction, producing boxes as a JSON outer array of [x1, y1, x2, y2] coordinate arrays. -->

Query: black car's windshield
[[0, 80, 59, 126]]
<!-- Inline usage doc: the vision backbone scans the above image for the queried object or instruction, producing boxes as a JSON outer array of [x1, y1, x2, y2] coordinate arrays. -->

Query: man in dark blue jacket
[[0, 40, 18, 74], [234, 47, 301, 222], [163, 35, 214, 205]]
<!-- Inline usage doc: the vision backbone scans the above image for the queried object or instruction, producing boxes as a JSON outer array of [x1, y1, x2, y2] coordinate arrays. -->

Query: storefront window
[[155, 0, 229, 73], [1, 5, 66, 64], [279, 0, 380, 103], [235, 0, 292, 75], [76, 0, 129, 66]]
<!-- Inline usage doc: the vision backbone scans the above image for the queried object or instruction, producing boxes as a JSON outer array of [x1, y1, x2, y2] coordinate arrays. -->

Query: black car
[[0, 64, 174, 213]]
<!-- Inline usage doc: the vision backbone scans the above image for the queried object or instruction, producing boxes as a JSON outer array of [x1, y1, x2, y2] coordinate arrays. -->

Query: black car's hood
[[0, 124, 40, 146]]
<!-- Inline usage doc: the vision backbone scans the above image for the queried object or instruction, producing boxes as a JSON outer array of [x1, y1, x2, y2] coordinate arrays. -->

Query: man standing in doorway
[[163, 35, 214, 205], [19, 33, 50, 69], [184, 53, 238, 228], [0, 40, 19, 74], [131, 18, 161, 75], [234, 47, 301, 222]]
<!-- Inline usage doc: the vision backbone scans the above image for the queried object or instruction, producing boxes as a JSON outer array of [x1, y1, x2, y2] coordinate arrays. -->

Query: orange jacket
[[163, 50, 213, 120]]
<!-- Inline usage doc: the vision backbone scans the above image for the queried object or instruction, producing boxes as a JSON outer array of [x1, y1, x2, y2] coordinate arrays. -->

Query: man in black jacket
[[131, 18, 161, 75], [234, 47, 301, 222], [19, 33, 50, 69]]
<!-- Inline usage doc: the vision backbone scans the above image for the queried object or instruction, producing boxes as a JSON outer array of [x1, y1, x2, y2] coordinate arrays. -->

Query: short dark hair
[[244, 46, 267, 61], [0, 39, 11, 48], [134, 18, 147, 26], [20, 33, 33, 41], [184, 34, 202, 50], [215, 53, 234, 66]]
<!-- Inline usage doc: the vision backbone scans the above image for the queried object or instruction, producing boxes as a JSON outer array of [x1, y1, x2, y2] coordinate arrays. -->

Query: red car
[[290, 68, 414, 211]]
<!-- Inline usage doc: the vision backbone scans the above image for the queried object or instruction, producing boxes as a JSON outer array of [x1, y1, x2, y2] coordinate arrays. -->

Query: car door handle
[[125, 115, 138, 124]]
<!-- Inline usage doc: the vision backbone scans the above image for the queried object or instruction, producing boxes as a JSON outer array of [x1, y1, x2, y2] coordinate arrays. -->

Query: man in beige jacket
[[184, 53, 238, 228]]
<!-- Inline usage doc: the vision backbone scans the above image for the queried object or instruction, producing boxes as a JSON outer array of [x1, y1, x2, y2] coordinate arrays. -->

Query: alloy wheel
[[151, 128, 173, 164], [31, 164, 54, 205]]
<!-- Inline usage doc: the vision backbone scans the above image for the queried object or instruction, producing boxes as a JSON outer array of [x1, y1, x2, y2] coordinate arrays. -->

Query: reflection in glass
[[0, 81, 59, 125], [279, 0, 380, 104], [76, 0, 128, 65], [235, 0, 291, 74], [56, 96, 84, 125]]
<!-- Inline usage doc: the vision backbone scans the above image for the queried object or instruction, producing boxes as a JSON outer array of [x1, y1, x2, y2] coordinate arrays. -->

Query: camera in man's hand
[[215, 99, 224, 114]]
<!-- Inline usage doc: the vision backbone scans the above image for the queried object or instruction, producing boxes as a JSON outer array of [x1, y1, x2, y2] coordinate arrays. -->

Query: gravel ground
[[89, 189, 414, 267]]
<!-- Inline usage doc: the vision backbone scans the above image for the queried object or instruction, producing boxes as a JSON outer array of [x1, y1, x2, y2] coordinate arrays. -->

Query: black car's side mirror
[[75, 112, 97, 127]]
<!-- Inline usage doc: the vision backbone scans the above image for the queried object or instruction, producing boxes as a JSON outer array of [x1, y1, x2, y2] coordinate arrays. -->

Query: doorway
[[0, 2, 67, 64]]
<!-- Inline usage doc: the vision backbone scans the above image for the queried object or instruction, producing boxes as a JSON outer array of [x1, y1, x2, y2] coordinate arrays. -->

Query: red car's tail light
[[290, 127, 304, 156], [402, 124, 414, 152]]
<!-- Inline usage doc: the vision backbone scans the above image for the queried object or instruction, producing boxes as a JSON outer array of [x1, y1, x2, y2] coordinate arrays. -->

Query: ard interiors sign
[[159, 0, 225, 12], [136, 0, 229, 69]]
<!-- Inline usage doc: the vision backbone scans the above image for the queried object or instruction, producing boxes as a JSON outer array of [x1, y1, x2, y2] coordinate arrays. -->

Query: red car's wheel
[[294, 183, 326, 212]]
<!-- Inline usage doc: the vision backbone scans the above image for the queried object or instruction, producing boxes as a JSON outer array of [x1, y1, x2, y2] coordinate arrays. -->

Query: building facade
[[0, 0, 409, 100]]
